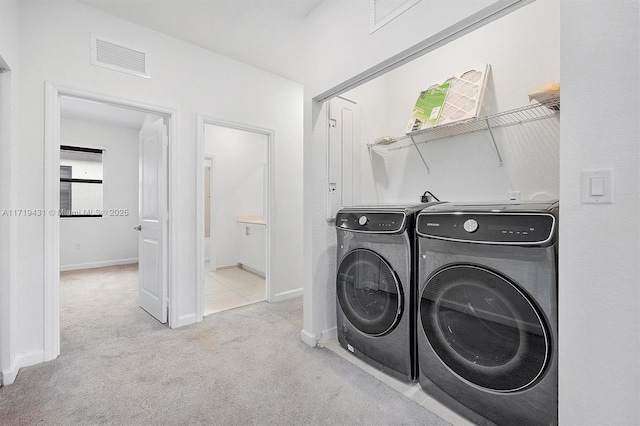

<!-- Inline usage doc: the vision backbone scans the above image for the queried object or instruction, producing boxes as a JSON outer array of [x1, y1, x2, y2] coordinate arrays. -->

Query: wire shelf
[[367, 98, 560, 149]]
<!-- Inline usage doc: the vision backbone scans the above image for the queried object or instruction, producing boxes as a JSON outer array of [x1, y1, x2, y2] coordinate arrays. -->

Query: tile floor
[[204, 266, 266, 315]]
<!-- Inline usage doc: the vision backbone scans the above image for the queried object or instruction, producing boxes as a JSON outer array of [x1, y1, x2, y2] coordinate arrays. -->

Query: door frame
[[195, 115, 274, 321], [43, 82, 178, 361]]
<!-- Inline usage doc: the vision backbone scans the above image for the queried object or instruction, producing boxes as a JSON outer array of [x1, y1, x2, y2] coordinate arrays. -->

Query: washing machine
[[416, 201, 558, 426], [335, 203, 438, 382]]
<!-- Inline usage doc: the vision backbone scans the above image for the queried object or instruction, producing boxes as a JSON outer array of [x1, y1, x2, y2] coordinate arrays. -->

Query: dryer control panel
[[417, 212, 555, 245], [336, 212, 406, 233]]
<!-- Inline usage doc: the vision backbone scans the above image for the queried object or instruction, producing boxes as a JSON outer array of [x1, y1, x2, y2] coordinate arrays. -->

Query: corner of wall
[[300, 329, 317, 347], [1, 350, 45, 386], [173, 313, 197, 329]]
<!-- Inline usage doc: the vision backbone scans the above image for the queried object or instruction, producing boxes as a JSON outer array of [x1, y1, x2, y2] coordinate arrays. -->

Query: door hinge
[[329, 119, 337, 128]]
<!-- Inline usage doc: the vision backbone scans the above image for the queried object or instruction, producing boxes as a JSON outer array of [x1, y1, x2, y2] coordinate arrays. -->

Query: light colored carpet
[[0, 265, 450, 425]]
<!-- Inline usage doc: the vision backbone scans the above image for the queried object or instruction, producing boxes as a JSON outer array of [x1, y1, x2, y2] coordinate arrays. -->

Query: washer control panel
[[336, 212, 406, 233], [417, 212, 555, 244]]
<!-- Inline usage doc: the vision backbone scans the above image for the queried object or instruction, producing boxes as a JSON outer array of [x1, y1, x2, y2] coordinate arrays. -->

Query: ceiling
[[75, 0, 324, 83]]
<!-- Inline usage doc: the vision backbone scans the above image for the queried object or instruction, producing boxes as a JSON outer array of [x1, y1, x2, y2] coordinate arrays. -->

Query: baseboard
[[1, 350, 45, 386], [239, 264, 265, 277], [272, 287, 303, 302], [173, 312, 197, 329], [60, 258, 138, 272], [300, 329, 317, 347], [319, 326, 337, 343], [216, 263, 240, 270]]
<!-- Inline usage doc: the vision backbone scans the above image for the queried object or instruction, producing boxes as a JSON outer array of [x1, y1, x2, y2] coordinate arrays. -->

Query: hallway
[[0, 265, 446, 425]]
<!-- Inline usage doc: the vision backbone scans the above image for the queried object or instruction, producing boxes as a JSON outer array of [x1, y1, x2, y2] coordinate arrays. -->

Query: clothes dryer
[[335, 203, 437, 382], [416, 201, 558, 425]]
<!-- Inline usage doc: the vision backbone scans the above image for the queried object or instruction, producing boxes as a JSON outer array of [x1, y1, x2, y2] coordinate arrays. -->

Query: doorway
[[58, 96, 159, 272], [43, 83, 176, 361], [196, 118, 273, 318]]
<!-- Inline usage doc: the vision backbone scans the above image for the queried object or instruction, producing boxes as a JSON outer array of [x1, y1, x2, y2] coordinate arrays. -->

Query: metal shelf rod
[[410, 136, 430, 174], [485, 119, 503, 166], [367, 98, 560, 150]]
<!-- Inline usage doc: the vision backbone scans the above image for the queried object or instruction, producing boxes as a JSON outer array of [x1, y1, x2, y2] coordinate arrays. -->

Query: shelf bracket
[[410, 136, 430, 174], [485, 119, 504, 167]]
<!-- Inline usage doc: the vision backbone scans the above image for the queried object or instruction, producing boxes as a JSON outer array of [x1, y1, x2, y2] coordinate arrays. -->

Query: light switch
[[590, 176, 605, 196], [581, 169, 613, 204]]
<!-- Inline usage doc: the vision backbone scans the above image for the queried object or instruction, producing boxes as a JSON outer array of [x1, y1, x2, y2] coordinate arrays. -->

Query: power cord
[[421, 191, 440, 203]]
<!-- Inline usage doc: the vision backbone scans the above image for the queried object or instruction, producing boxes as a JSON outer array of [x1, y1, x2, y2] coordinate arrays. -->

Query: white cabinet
[[237, 222, 266, 276]]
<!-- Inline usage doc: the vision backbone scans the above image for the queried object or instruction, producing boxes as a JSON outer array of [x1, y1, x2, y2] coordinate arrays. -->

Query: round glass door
[[337, 249, 403, 336], [420, 265, 550, 392]]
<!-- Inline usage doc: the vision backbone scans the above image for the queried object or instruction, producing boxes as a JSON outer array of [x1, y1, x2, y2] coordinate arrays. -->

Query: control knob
[[358, 215, 369, 226], [463, 218, 479, 233]]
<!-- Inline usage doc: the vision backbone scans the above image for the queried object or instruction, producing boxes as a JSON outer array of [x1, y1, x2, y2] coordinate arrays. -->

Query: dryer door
[[420, 264, 550, 392], [337, 249, 403, 337]]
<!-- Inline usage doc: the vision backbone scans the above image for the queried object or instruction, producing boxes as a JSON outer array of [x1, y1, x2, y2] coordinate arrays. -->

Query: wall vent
[[370, 0, 421, 33], [91, 34, 150, 79]]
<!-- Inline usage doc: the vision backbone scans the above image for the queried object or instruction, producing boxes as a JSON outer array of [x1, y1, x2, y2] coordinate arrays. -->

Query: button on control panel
[[463, 218, 479, 233]]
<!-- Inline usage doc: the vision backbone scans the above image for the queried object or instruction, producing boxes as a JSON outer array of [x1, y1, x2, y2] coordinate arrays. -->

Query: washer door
[[337, 249, 403, 337], [420, 265, 550, 392]]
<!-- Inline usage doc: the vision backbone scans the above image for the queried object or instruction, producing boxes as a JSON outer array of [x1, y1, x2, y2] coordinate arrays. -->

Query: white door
[[137, 118, 168, 323], [327, 96, 360, 220]]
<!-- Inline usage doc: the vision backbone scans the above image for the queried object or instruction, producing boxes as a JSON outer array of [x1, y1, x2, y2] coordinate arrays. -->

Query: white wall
[[59, 118, 139, 271], [4, 0, 302, 382], [304, 0, 500, 99], [302, 0, 555, 345], [343, 0, 559, 204], [559, 1, 639, 424], [204, 125, 267, 268], [0, 0, 20, 385], [303, 0, 640, 424]]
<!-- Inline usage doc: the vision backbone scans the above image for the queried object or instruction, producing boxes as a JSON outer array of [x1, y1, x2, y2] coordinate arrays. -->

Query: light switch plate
[[581, 169, 613, 204]]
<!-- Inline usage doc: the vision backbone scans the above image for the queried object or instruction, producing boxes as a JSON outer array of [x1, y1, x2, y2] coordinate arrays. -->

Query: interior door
[[327, 96, 360, 220], [137, 118, 168, 323]]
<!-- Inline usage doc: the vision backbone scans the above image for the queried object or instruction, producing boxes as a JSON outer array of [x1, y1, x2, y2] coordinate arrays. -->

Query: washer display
[[416, 201, 558, 425], [335, 203, 436, 382]]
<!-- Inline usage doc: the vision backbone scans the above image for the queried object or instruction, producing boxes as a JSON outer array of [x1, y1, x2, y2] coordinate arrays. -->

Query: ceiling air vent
[[91, 34, 150, 79], [370, 0, 421, 34]]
